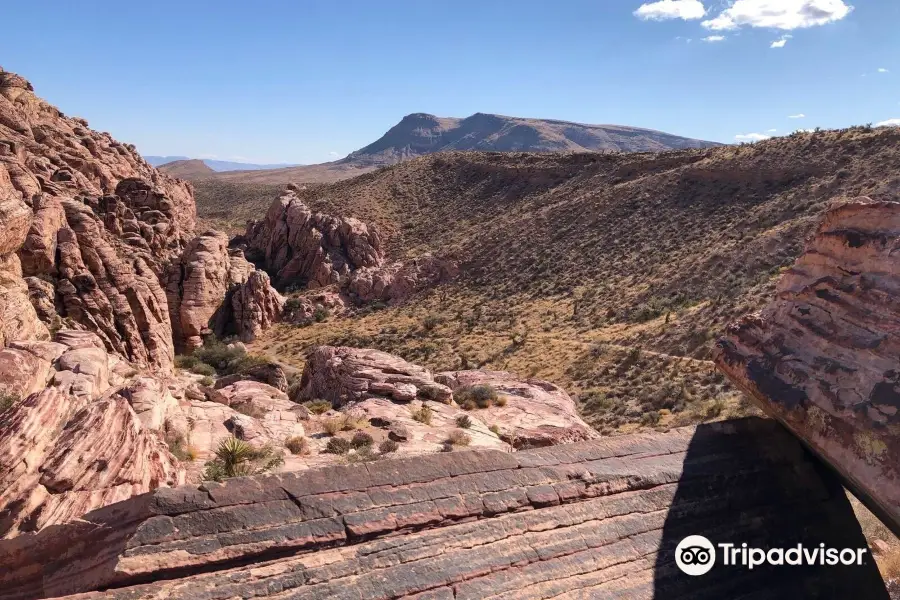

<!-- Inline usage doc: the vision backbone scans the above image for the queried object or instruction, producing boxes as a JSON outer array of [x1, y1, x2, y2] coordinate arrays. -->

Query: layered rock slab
[[0, 417, 887, 600], [715, 198, 900, 535]]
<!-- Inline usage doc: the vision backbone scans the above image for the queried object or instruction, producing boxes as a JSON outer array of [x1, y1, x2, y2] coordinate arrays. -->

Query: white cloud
[[329, 151, 340, 157], [875, 119, 900, 127], [735, 132, 771, 142], [878, 68, 889, 73], [788, 113, 806, 119], [767, 128, 778, 133], [634, 0, 706, 21], [702, 35, 726, 42], [770, 34, 792, 48], [703, 0, 853, 31]]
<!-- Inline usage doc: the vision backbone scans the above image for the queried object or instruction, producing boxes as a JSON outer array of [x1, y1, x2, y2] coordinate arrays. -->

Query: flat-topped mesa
[[715, 197, 900, 536], [0, 418, 887, 600], [243, 189, 384, 289]]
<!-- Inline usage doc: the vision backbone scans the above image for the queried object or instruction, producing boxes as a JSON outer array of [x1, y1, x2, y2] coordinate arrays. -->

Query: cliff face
[[715, 198, 900, 534]]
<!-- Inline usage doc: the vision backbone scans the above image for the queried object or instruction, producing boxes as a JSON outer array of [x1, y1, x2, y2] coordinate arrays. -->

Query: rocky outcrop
[[165, 231, 254, 352], [54, 198, 176, 370], [243, 189, 383, 289], [0, 330, 184, 539], [0, 67, 198, 370], [715, 198, 900, 535], [436, 370, 602, 448], [298, 345, 453, 406], [224, 270, 284, 342], [346, 254, 459, 304], [0, 417, 886, 600]]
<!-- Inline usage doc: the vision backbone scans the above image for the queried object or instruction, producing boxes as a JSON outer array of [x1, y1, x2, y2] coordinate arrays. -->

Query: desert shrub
[[440, 441, 455, 452], [351, 431, 374, 449], [324, 437, 352, 454], [703, 398, 726, 419], [341, 414, 369, 431], [447, 429, 471, 446], [459, 398, 477, 411], [190, 362, 216, 377], [422, 314, 442, 331], [193, 339, 245, 371], [165, 432, 198, 462], [456, 385, 499, 409], [0, 392, 19, 413], [495, 395, 508, 407], [641, 410, 661, 426], [313, 306, 329, 322], [411, 403, 433, 425], [379, 439, 399, 454], [175, 355, 198, 369], [305, 399, 332, 415], [345, 446, 380, 463], [322, 417, 343, 436], [285, 436, 309, 455], [202, 436, 284, 482], [455, 414, 472, 429], [199, 376, 215, 387], [489, 424, 501, 435]]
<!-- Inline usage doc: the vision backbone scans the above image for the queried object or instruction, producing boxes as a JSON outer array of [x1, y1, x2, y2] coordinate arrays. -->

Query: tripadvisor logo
[[675, 535, 869, 576]]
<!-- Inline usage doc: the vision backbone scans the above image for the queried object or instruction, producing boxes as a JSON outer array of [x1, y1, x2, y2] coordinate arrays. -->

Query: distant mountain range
[[158, 113, 722, 185], [342, 112, 723, 167], [144, 156, 301, 171]]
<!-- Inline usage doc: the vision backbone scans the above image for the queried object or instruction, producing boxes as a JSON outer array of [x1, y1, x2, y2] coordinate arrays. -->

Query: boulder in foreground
[[716, 198, 900, 536]]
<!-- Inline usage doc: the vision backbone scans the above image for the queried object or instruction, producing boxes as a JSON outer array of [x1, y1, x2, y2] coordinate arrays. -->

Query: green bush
[[305, 399, 332, 415], [313, 306, 329, 322], [190, 362, 216, 377], [351, 431, 374, 449], [199, 376, 215, 387], [175, 355, 198, 369], [455, 414, 472, 429], [0, 392, 19, 413], [641, 410, 661, 426], [456, 385, 499, 409], [324, 437, 352, 454]]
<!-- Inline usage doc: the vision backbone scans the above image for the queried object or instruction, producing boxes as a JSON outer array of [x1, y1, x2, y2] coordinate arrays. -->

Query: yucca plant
[[202, 436, 284, 482]]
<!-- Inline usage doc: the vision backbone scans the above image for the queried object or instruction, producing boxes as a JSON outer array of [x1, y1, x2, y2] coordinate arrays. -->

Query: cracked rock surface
[[0, 417, 886, 600]]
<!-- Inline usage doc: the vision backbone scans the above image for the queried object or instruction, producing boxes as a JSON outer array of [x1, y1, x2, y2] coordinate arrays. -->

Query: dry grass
[[246, 126, 900, 434]]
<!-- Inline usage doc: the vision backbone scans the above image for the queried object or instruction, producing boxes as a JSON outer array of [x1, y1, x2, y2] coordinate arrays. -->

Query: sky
[[2, 0, 897, 164]]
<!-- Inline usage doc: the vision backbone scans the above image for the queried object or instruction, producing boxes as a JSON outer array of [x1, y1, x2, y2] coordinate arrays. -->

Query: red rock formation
[[243, 189, 383, 289], [0, 418, 886, 600], [0, 331, 184, 539], [165, 231, 254, 352], [436, 369, 601, 448], [715, 198, 900, 534], [0, 67, 197, 370], [226, 270, 284, 342], [299, 345, 453, 406], [346, 254, 459, 304]]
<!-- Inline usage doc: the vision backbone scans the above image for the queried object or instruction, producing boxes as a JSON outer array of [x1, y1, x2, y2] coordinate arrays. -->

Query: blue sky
[[2, 1, 897, 164]]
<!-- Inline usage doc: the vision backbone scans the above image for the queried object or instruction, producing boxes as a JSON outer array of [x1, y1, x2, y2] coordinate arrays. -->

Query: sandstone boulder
[[243, 189, 383, 289], [298, 345, 452, 406], [436, 370, 601, 448], [715, 198, 900, 535]]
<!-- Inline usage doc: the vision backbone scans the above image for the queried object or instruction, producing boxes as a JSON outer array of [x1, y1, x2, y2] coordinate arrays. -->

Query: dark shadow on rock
[[652, 417, 888, 599]]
